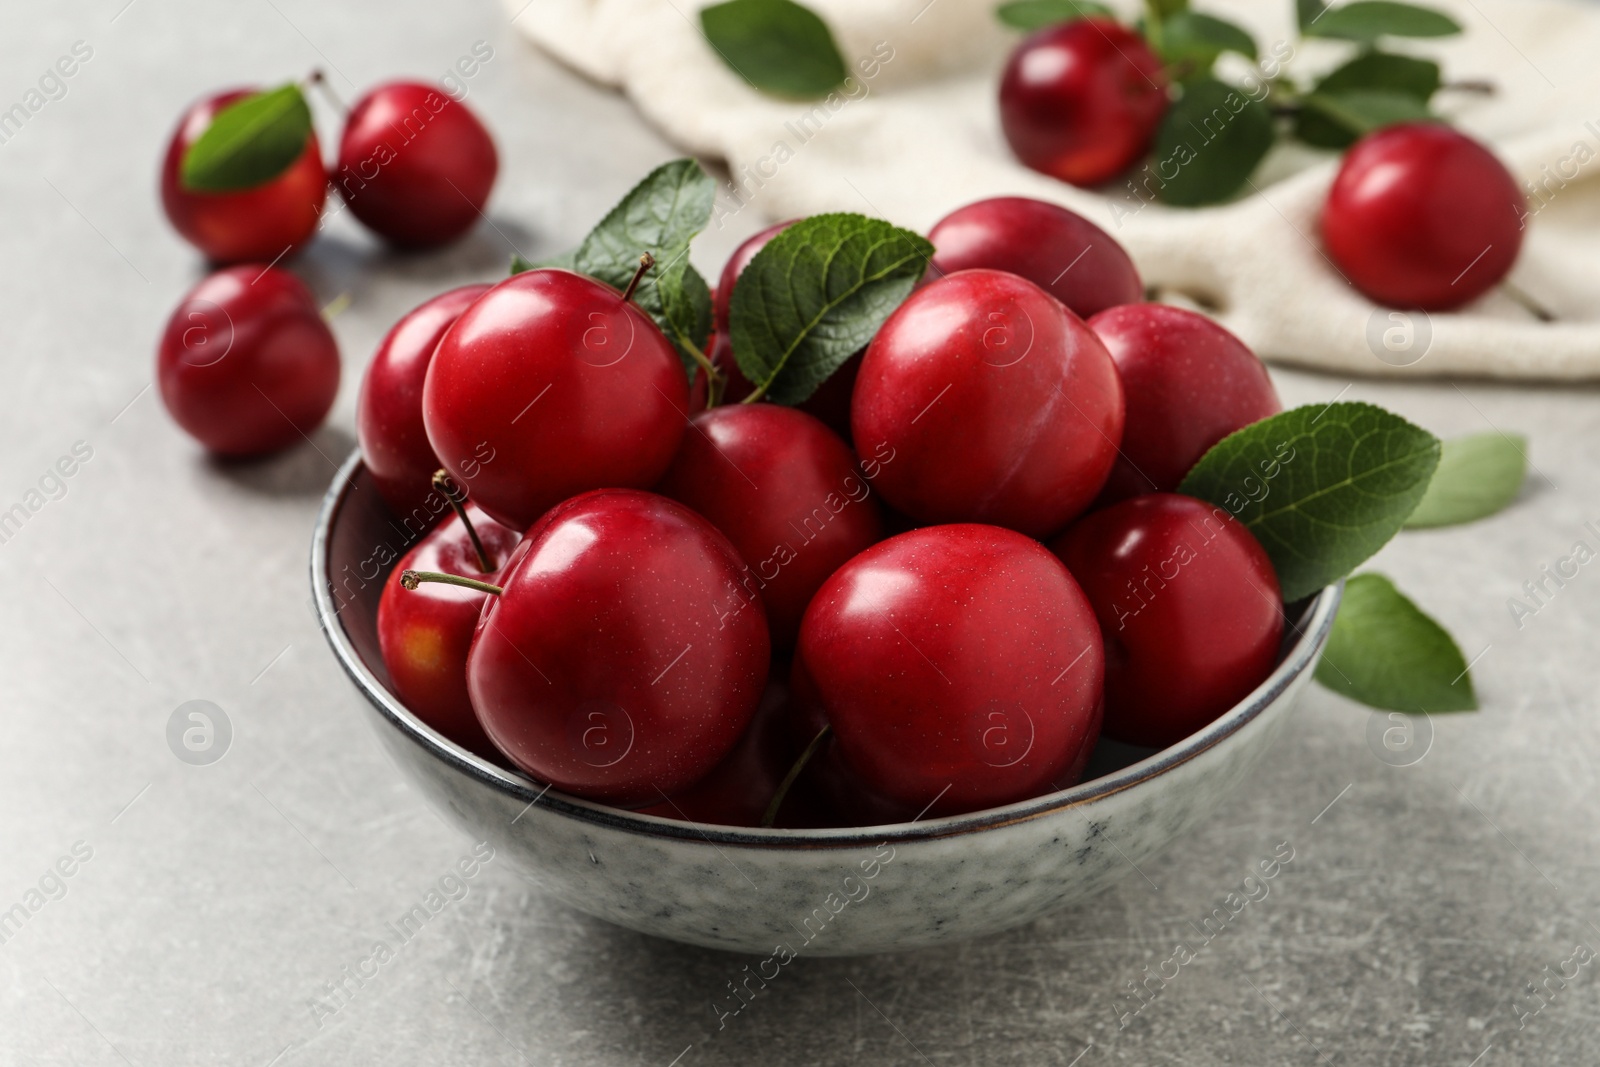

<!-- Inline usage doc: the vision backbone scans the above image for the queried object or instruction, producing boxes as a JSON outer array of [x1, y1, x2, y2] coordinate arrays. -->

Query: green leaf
[[700, 0, 847, 99], [1294, 52, 1440, 147], [179, 84, 314, 193], [729, 213, 932, 405], [1151, 77, 1275, 206], [1297, 0, 1328, 31], [1404, 432, 1527, 529], [995, 0, 1114, 30], [1303, 1, 1461, 42], [1177, 402, 1442, 602], [1314, 573, 1477, 712], [575, 160, 715, 280], [574, 159, 717, 375], [1156, 11, 1258, 69], [659, 259, 715, 380], [1146, 0, 1190, 20], [1314, 50, 1442, 98], [1298, 90, 1433, 147]]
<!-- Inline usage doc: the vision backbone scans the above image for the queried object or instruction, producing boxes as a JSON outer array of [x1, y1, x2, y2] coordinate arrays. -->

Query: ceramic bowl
[[312, 452, 1340, 956]]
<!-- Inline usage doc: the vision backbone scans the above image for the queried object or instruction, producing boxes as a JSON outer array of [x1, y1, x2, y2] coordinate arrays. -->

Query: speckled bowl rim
[[313, 449, 1341, 851]]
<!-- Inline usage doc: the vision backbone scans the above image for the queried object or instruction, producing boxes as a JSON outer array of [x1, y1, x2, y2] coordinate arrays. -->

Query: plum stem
[[432, 469, 495, 572], [760, 725, 832, 828], [400, 570, 504, 596], [621, 253, 655, 304], [677, 336, 724, 409], [305, 69, 348, 116], [620, 250, 725, 406], [704, 364, 726, 409], [740, 377, 770, 405]]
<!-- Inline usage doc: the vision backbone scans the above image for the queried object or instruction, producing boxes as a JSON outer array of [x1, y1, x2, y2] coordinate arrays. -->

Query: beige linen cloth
[[509, 0, 1600, 378]]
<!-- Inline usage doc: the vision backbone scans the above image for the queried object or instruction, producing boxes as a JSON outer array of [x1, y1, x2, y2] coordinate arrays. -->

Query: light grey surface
[[1, 1, 1598, 1064]]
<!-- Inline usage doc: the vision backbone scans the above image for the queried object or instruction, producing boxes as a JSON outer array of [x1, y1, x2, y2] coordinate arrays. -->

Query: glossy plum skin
[[656, 405, 885, 648], [634, 681, 828, 827], [1052, 493, 1283, 749], [466, 490, 770, 805], [795, 693, 1104, 827], [334, 82, 498, 248], [786, 657, 924, 826], [851, 268, 1124, 538], [1088, 304, 1281, 502], [422, 269, 689, 529], [999, 18, 1168, 187], [161, 89, 328, 264], [713, 220, 795, 335], [707, 331, 861, 441], [708, 332, 754, 403], [156, 265, 340, 457], [357, 285, 490, 513], [1322, 122, 1525, 310], [929, 197, 1143, 318], [377, 504, 520, 759], [798, 524, 1105, 817], [792, 350, 863, 444]]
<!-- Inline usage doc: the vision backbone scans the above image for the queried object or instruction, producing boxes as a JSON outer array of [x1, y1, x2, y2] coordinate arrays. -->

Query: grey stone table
[[2, 2, 1597, 1064]]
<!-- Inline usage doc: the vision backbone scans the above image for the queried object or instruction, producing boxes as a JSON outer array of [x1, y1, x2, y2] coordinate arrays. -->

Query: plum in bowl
[[313, 452, 1339, 956]]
